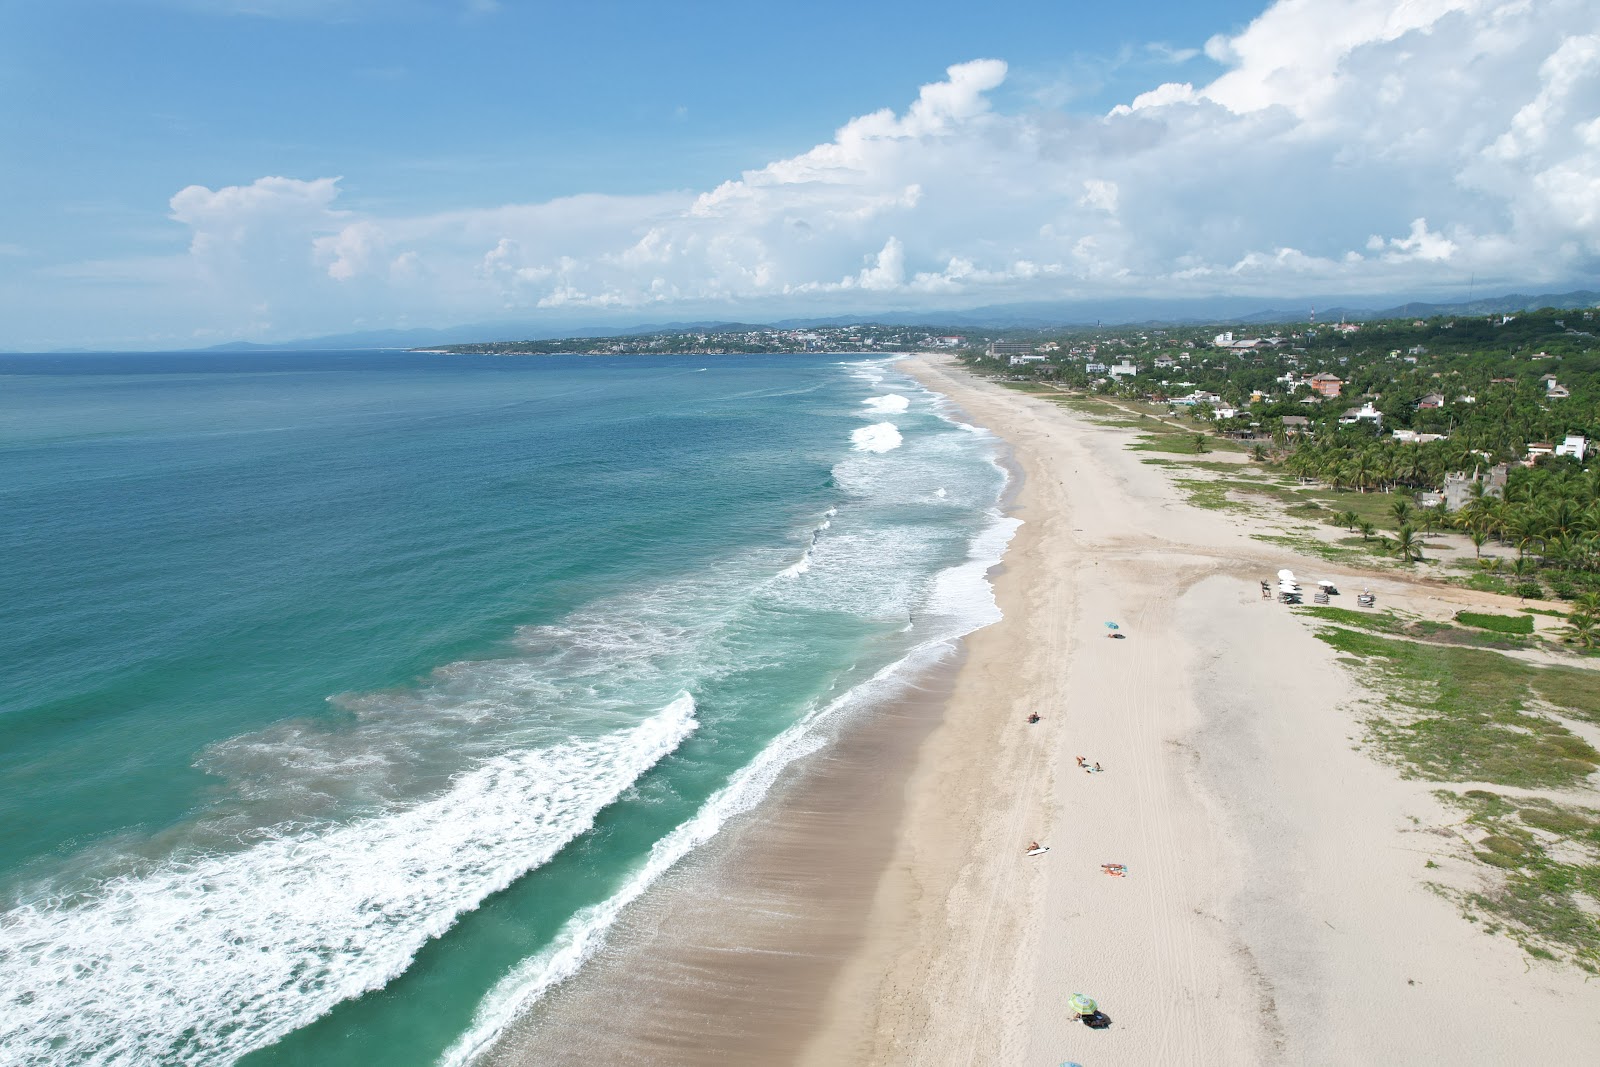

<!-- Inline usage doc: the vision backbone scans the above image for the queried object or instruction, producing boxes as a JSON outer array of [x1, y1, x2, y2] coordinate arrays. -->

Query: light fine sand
[[799, 354, 1600, 1066]]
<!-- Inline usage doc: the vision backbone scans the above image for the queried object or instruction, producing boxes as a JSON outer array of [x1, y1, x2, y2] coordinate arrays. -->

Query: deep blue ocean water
[[0, 350, 1012, 1065]]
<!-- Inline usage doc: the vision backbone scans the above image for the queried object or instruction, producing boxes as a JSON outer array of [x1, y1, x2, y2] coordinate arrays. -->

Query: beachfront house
[[1416, 393, 1446, 410], [1279, 415, 1311, 435], [1392, 430, 1448, 444], [1108, 360, 1138, 379], [1526, 442, 1556, 461]]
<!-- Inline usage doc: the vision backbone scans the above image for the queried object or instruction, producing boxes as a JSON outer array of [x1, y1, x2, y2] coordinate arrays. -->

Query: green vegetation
[[1310, 626, 1600, 788], [1439, 790, 1600, 972], [1172, 478, 1246, 511], [1455, 610, 1536, 634]]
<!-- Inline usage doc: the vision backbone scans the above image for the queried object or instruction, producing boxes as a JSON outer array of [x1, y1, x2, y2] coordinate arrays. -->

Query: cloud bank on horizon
[[24, 0, 1600, 345]]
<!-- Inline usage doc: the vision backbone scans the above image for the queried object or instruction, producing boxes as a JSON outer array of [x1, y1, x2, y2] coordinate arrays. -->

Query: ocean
[[0, 350, 1013, 1066]]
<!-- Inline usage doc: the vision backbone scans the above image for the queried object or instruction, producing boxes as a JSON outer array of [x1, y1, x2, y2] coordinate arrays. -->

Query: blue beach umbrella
[[1104, 621, 1118, 629]]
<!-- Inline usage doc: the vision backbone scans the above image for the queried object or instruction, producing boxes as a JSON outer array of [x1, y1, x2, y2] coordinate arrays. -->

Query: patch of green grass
[[1456, 611, 1536, 635], [1438, 790, 1600, 972], [1461, 570, 1514, 596], [1173, 478, 1246, 511], [1523, 607, 1568, 619], [999, 380, 1057, 393], [1312, 627, 1600, 788], [1252, 532, 1374, 564], [1130, 432, 1213, 454], [1294, 606, 1405, 632]]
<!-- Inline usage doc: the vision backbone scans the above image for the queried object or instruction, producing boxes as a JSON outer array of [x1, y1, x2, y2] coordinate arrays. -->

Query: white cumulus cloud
[[24, 0, 1600, 346]]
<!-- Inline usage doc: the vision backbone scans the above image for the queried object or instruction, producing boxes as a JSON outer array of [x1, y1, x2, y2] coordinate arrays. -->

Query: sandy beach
[[493, 352, 1600, 1066], [803, 353, 1600, 1065]]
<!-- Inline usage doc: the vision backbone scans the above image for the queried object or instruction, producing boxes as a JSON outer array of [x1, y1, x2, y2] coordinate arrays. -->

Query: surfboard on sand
[[1026, 847, 1050, 857]]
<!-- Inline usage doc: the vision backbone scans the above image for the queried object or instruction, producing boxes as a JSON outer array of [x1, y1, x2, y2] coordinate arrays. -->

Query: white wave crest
[[861, 393, 910, 414], [443, 496, 1024, 1067], [0, 695, 698, 1067], [850, 422, 902, 453], [439, 635, 966, 1067]]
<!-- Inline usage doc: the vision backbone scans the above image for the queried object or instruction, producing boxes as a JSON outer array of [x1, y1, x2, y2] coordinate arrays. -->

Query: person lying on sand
[[1075, 756, 1086, 767], [1026, 841, 1041, 852], [1093, 762, 1102, 772], [1027, 713, 1041, 723]]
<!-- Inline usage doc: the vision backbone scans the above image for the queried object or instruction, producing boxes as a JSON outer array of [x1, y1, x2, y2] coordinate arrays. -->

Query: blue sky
[[3, 0, 1597, 348]]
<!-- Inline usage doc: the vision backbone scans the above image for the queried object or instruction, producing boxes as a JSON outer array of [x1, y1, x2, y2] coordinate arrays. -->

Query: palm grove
[[970, 304, 1600, 640]]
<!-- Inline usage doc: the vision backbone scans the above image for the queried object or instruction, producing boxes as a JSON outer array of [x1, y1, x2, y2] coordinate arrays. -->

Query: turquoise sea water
[[0, 351, 1012, 1065]]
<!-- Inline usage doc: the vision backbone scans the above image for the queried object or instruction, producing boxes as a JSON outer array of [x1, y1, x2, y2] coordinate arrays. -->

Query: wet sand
[[487, 655, 970, 1066]]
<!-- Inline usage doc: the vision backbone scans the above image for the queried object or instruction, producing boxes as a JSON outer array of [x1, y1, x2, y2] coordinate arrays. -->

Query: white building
[[1108, 361, 1138, 378], [1555, 434, 1588, 460], [1338, 401, 1383, 426]]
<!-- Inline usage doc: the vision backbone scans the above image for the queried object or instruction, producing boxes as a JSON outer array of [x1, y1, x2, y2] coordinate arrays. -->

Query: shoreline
[[478, 355, 1021, 1064], [819, 354, 1600, 1064], [487, 352, 1600, 1065]]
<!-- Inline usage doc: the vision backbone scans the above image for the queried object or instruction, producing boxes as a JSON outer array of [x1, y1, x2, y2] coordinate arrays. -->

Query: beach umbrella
[[1104, 621, 1119, 629], [1067, 993, 1097, 1016]]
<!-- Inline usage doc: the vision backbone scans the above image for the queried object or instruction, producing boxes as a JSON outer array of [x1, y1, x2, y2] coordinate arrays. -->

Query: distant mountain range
[[182, 288, 1598, 352]]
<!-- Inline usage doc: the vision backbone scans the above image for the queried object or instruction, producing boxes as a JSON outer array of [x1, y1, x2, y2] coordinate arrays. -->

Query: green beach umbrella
[[1067, 993, 1097, 1016]]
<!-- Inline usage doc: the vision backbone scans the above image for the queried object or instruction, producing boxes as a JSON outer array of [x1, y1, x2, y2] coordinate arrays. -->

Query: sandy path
[[807, 354, 1600, 1066]]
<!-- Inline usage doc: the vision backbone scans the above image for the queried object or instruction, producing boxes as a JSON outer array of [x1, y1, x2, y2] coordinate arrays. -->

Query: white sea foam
[[0, 696, 698, 1067], [436, 369, 1020, 1064], [861, 393, 910, 415], [850, 422, 903, 453], [439, 603, 1009, 1067]]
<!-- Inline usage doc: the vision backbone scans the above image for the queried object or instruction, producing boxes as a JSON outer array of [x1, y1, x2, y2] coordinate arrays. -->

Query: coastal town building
[[1416, 393, 1446, 410], [1308, 373, 1344, 398], [1540, 375, 1572, 399], [1392, 430, 1449, 444], [1443, 464, 1509, 511], [1527, 442, 1556, 461], [1338, 401, 1383, 426], [1555, 434, 1588, 460], [1107, 360, 1138, 378], [988, 340, 1036, 360]]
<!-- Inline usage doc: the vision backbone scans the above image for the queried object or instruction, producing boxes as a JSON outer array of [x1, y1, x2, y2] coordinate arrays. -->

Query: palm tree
[[1389, 525, 1423, 564], [1250, 443, 1268, 462], [1192, 433, 1210, 454], [1358, 520, 1378, 542], [1348, 451, 1379, 494], [1337, 509, 1361, 532], [1504, 509, 1544, 563], [1390, 499, 1413, 527], [1468, 526, 1490, 559], [1562, 612, 1599, 649]]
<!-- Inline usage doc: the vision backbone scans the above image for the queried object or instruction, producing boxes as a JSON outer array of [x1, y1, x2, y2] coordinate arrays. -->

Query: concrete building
[[1309, 373, 1344, 398], [1443, 464, 1508, 511], [1556, 434, 1588, 460]]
